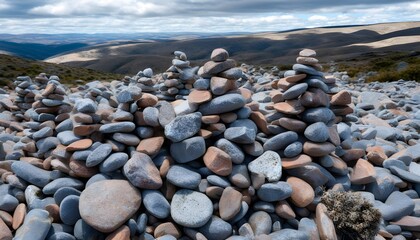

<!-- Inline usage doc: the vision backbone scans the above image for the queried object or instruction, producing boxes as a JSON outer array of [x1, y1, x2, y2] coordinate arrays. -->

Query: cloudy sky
[[0, 0, 419, 34]]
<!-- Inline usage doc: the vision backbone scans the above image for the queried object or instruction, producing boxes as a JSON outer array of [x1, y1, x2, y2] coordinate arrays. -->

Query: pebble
[[166, 165, 201, 189], [86, 143, 112, 167], [59, 195, 81, 225], [257, 182, 292, 202], [164, 112, 202, 142], [219, 187, 242, 220], [203, 146, 233, 176], [304, 122, 330, 142], [14, 209, 52, 240], [11, 161, 53, 187], [79, 180, 141, 233], [199, 216, 232, 240], [99, 152, 129, 173], [171, 189, 213, 228], [123, 152, 162, 189], [99, 122, 136, 133], [249, 211, 272, 236], [248, 151, 282, 182], [224, 127, 256, 144], [142, 190, 171, 219], [199, 94, 245, 115], [170, 136, 206, 163]]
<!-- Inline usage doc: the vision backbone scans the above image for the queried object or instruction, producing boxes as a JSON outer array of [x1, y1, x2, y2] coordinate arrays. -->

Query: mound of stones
[[0, 48, 419, 240]]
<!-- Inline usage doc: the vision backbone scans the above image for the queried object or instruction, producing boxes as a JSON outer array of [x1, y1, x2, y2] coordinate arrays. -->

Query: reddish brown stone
[[303, 142, 335, 157], [12, 203, 26, 230], [73, 124, 101, 136], [198, 129, 213, 139], [136, 137, 164, 156], [269, 90, 284, 103], [239, 88, 253, 102], [219, 187, 242, 221], [390, 216, 420, 231], [105, 225, 131, 240], [275, 200, 296, 220], [69, 159, 98, 178], [330, 90, 351, 106], [137, 93, 158, 108], [250, 111, 270, 135], [277, 117, 307, 132], [188, 90, 212, 104], [282, 154, 312, 169], [287, 177, 314, 208], [201, 115, 220, 124], [45, 204, 60, 223], [366, 146, 387, 165], [0, 218, 12, 240], [0, 210, 13, 228], [300, 88, 329, 108], [154, 222, 181, 239], [350, 159, 376, 184], [316, 203, 338, 240], [203, 147, 232, 176], [274, 100, 305, 115], [220, 112, 237, 123], [66, 139, 93, 151]]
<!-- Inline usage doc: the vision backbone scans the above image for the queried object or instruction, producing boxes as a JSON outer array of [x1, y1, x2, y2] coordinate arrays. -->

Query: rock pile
[[134, 68, 157, 94], [157, 51, 199, 100], [0, 48, 419, 240]]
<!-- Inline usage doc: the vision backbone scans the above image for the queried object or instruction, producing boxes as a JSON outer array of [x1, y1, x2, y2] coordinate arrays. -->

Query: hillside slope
[[45, 22, 420, 74]]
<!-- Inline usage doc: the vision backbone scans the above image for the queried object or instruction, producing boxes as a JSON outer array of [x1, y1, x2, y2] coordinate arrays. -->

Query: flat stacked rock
[[1, 47, 420, 240], [134, 68, 157, 94], [157, 51, 198, 100], [13, 76, 39, 117]]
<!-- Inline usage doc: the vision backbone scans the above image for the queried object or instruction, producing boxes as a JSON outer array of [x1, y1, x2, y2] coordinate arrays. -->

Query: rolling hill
[[44, 22, 420, 74]]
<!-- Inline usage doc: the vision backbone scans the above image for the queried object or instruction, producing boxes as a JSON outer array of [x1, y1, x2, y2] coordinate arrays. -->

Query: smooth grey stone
[[376, 191, 414, 221], [112, 133, 140, 146], [230, 119, 258, 133], [361, 128, 377, 140], [143, 68, 153, 78], [0, 193, 19, 211], [36, 137, 60, 153], [56, 119, 73, 133], [74, 219, 104, 240], [135, 126, 154, 139], [263, 131, 298, 151], [383, 159, 408, 171], [117, 86, 142, 103], [249, 211, 272, 235], [199, 93, 245, 115], [99, 122, 136, 133], [171, 189, 213, 228], [304, 122, 329, 142], [301, 107, 335, 125], [199, 216, 232, 240], [85, 173, 111, 187], [298, 218, 319, 240], [142, 190, 170, 219], [248, 151, 282, 182], [72, 150, 92, 161], [385, 225, 402, 235], [257, 182, 292, 202], [293, 64, 323, 77], [86, 143, 112, 167], [165, 112, 202, 142], [224, 127, 256, 144], [284, 141, 303, 158], [143, 107, 160, 127], [48, 232, 76, 240], [60, 195, 81, 225], [194, 78, 210, 90], [337, 122, 351, 140], [305, 78, 329, 92], [99, 152, 129, 173], [390, 166, 420, 183], [75, 99, 97, 113], [220, 68, 242, 80], [376, 126, 397, 140], [53, 187, 81, 205], [270, 229, 310, 240], [229, 165, 251, 188], [231, 201, 249, 223], [42, 99, 63, 107], [166, 165, 201, 189], [253, 201, 275, 213], [156, 101, 176, 127], [15, 209, 52, 240], [215, 138, 245, 164], [12, 161, 53, 187], [207, 175, 231, 188], [137, 213, 148, 233], [43, 178, 84, 195], [57, 131, 81, 145], [170, 137, 206, 163], [236, 107, 252, 119], [283, 83, 308, 100], [172, 59, 190, 68], [32, 127, 53, 140]]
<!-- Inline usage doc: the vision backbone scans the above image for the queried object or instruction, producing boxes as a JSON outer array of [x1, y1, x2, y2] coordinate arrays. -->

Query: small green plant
[[321, 190, 381, 240]]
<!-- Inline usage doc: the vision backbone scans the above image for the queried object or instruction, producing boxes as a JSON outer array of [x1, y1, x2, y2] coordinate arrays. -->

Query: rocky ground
[[0, 48, 419, 240]]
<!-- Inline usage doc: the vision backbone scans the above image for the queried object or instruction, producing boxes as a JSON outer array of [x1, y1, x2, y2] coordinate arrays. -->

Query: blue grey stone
[[170, 137, 206, 163], [0, 193, 19, 211], [56, 119, 73, 133], [283, 141, 303, 159], [270, 229, 310, 240], [86, 173, 112, 187], [99, 122, 136, 133], [264, 131, 298, 151], [298, 218, 319, 240], [137, 213, 148, 233], [43, 178, 84, 195], [337, 123, 351, 140], [86, 143, 112, 167], [32, 127, 53, 140], [166, 165, 201, 189], [136, 126, 154, 138], [194, 78, 210, 90], [38, 113, 56, 122], [304, 122, 329, 142], [385, 225, 402, 235], [207, 175, 231, 188], [376, 191, 414, 221], [215, 138, 244, 164], [293, 64, 323, 77], [42, 99, 63, 107], [74, 219, 104, 240], [57, 131, 81, 145], [36, 137, 60, 153], [199, 216, 232, 240], [383, 159, 408, 171], [142, 190, 170, 219], [143, 107, 160, 127], [48, 232, 76, 240], [230, 119, 258, 133], [224, 127, 256, 144], [165, 112, 202, 142], [75, 99, 97, 113], [156, 101, 176, 127], [12, 161, 53, 187], [231, 201, 249, 223], [14, 209, 52, 240], [257, 182, 292, 202], [60, 195, 81, 225], [99, 152, 129, 173], [53, 187, 81, 205], [253, 201, 275, 213], [390, 166, 420, 183], [301, 107, 335, 125], [249, 211, 272, 235], [72, 150, 92, 161], [305, 78, 329, 92], [283, 83, 308, 100], [117, 86, 142, 103], [199, 93, 245, 115]]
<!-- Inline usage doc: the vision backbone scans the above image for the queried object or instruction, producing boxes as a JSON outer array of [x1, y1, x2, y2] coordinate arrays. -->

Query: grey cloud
[[0, 0, 416, 18]]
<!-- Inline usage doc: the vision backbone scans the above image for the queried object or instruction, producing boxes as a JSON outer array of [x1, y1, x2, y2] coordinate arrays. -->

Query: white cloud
[[29, 0, 166, 17], [0, 0, 9, 10], [308, 15, 329, 22]]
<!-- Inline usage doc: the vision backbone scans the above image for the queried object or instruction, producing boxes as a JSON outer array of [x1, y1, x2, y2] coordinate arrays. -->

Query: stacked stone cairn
[[157, 51, 198, 100], [134, 68, 157, 94], [13, 76, 38, 117], [0, 48, 420, 240]]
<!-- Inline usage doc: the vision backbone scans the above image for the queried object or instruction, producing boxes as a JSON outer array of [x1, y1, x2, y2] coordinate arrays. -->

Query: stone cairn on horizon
[[0, 47, 419, 240]]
